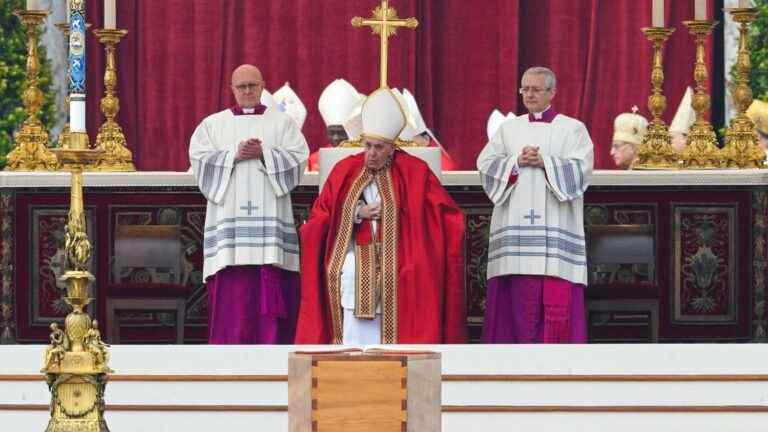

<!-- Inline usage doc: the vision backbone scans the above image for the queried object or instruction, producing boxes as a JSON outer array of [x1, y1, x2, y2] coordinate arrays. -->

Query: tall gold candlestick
[[635, 27, 678, 169], [722, 8, 765, 168], [92, 28, 135, 171], [5, 10, 58, 171], [44, 145, 111, 432], [680, 20, 722, 169]]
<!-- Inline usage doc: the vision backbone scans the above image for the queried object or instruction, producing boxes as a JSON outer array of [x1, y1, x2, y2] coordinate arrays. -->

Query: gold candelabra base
[[680, 121, 723, 168], [6, 119, 58, 171], [722, 116, 765, 168]]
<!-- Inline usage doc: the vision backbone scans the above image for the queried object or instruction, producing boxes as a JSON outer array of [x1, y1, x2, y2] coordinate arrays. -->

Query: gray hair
[[523, 66, 556, 91]]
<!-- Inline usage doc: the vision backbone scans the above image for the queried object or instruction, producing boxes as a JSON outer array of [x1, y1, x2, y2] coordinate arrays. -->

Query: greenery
[[750, 0, 768, 101], [0, 0, 57, 169]]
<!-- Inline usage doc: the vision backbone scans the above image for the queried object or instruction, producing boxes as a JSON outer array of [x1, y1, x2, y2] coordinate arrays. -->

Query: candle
[[694, 0, 707, 20], [104, 0, 116, 29], [26, 0, 41, 10], [652, 0, 664, 27], [66, 0, 70, 22]]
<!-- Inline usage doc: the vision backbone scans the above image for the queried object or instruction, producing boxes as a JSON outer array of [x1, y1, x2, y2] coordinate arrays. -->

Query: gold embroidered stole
[[325, 168, 399, 344], [354, 240, 380, 319]]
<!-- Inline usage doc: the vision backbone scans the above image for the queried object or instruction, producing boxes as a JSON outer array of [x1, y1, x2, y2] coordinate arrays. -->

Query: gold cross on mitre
[[352, 0, 418, 89]]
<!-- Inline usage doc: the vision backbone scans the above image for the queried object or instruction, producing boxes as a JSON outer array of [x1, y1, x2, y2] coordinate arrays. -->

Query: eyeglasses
[[519, 86, 550, 95], [232, 82, 263, 92]]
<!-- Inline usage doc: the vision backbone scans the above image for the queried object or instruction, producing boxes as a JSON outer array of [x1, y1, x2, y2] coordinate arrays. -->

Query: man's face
[[521, 73, 555, 114], [326, 125, 349, 147], [757, 131, 768, 152], [670, 132, 687, 154], [363, 137, 395, 171], [231, 67, 264, 109], [610, 140, 637, 169]]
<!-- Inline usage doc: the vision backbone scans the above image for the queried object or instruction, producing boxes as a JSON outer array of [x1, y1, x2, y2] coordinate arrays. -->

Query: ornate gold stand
[[5, 10, 58, 171], [635, 27, 678, 170], [43, 138, 111, 432], [722, 8, 765, 169], [680, 20, 722, 169], [92, 28, 135, 171]]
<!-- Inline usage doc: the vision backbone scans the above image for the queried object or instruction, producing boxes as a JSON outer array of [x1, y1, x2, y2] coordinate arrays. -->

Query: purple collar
[[231, 104, 267, 116], [527, 106, 557, 123]]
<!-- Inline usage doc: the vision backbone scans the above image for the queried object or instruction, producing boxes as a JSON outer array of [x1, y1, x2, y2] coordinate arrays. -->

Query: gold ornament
[[722, 8, 765, 169], [6, 10, 58, 171], [92, 28, 135, 171], [634, 27, 679, 170], [680, 20, 722, 169]]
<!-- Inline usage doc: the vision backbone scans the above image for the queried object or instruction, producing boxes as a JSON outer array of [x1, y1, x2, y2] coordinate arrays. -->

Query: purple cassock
[[482, 275, 587, 343], [206, 265, 300, 344]]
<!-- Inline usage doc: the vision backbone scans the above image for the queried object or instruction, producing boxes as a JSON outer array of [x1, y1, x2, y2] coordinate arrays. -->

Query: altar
[[1, 169, 766, 345]]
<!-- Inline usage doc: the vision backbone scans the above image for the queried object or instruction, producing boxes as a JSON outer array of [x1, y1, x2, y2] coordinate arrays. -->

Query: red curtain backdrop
[[83, 0, 715, 171]]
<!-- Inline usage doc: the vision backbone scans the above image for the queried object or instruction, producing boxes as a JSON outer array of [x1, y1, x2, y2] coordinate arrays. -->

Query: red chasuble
[[296, 149, 467, 344]]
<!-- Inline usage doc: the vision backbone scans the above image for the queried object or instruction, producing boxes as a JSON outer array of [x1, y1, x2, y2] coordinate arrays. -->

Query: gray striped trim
[[204, 242, 299, 258], [204, 226, 298, 249], [549, 156, 585, 200], [194, 151, 229, 200], [488, 251, 587, 267], [489, 235, 585, 256], [490, 225, 585, 241], [269, 148, 301, 195], [479, 155, 515, 201], [204, 216, 296, 232]]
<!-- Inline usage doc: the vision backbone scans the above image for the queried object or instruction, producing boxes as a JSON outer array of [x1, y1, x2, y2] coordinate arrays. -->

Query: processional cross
[[352, 0, 419, 88]]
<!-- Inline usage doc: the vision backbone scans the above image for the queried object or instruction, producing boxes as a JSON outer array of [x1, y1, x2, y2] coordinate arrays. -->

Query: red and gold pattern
[[354, 242, 379, 319], [325, 168, 400, 344], [326, 169, 373, 344], [376, 169, 399, 344]]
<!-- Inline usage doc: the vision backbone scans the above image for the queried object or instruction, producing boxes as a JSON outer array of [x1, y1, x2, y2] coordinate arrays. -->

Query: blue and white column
[[68, 0, 87, 144]]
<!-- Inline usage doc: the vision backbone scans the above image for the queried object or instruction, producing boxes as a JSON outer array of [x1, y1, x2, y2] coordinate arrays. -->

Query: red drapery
[[83, 0, 715, 171]]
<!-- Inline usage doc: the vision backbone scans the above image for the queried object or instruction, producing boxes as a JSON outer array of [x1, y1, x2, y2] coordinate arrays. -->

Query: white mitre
[[273, 82, 307, 129], [486, 109, 516, 140], [318, 79, 361, 126], [669, 86, 695, 134], [260, 89, 278, 110], [402, 88, 443, 146], [390, 88, 420, 140], [362, 88, 406, 143], [343, 96, 366, 140], [613, 106, 648, 146]]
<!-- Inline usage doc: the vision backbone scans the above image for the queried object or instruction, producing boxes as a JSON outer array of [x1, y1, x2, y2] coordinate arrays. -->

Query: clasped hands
[[518, 146, 544, 168], [358, 202, 381, 220], [235, 138, 263, 162]]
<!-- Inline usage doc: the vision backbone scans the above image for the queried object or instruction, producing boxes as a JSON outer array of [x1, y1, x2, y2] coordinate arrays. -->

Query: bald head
[[230, 64, 265, 109]]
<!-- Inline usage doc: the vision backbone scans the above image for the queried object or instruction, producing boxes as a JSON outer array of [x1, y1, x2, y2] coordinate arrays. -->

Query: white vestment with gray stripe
[[477, 113, 593, 285], [189, 107, 309, 279]]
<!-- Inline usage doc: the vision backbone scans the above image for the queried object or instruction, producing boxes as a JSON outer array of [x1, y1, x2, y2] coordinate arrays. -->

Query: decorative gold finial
[[352, 0, 418, 88]]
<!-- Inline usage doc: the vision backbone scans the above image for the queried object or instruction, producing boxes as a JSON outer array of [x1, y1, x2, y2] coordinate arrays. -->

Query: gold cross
[[352, 0, 418, 88]]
